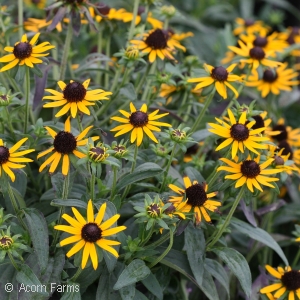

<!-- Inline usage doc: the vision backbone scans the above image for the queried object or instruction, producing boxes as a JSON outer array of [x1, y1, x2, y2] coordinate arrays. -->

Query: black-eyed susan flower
[[271, 118, 300, 147], [217, 155, 282, 192], [260, 265, 300, 300], [246, 111, 281, 137], [0, 138, 34, 182], [278, 27, 300, 57], [43, 79, 112, 118], [110, 102, 171, 146], [0, 33, 55, 72], [89, 5, 127, 23], [130, 29, 177, 63], [168, 177, 221, 224], [54, 200, 126, 270], [233, 18, 269, 36], [246, 63, 299, 97], [228, 40, 282, 71], [24, 18, 63, 32], [240, 32, 288, 57], [37, 117, 99, 175], [188, 64, 243, 99], [208, 109, 269, 159]]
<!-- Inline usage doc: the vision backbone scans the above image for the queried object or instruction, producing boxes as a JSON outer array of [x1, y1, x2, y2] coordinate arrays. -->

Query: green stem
[[190, 88, 215, 133], [5, 107, 16, 140], [8, 252, 20, 271], [139, 4, 149, 36], [135, 64, 151, 95], [76, 115, 83, 132], [7, 182, 27, 229], [163, 19, 169, 30], [24, 67, 30, 133], [96, 28, 103, 86], [292, 247, 300, 267], [17, 0, 23, 40], [110, 166, 117, 201], [141, 224, 155, 246], [70, 267, 83, 282], [59, 22, 73, 80], [51, 172, 70, 250], [90, 173, 96, 201], [143, 61, 157, 104], [149, 230, 173, 268], [127, 0, 140, 43], [121, 144, 138, 200], [52, 40, 59, 81], [160, 144, 176, 192], [207, 186, 245, 249], [110, 67, 122, 93], [144, 232, 170, 249], [104, 35, 111, 90]]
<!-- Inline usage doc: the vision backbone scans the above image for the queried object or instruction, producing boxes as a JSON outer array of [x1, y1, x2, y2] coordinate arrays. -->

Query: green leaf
[[199, 268, 220, 300], [159, 248, 199, 288], [116, 163, 163, 191], [141, 272, 163, 300], [119, 83, 137, 100], [60, 282, 81, 300], [16, 264, 49, 296], [51, 199, 87, 209], [205, 258, 230, 297], [119, 285, 135, 300], [113, 259, 151, 290], [96, 269, 110, 300], [185, 224, 205, 286], [230, 218, 288, 265], [192, 129, 212, 141], [23, 208, 49, 272], [212, 247, 252, 298]]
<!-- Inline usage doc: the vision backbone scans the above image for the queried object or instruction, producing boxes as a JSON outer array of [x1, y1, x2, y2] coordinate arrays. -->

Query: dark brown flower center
[[81, 223, 102, 242], [0, 236, 13, 249], [245, 19, 255, 27], [164, 203, 176, 215], [263, 70, 278, 83], [253, 36, 268, 47], [281, 270, 300, 291], [53, 131, 77, 154], [0, 146, 10, 164], [89, 147, 104, 159], [278, 140, 293, 160], [185, 183, 207, 207], [63, 82, 86, 103], [211, 66, 228, 82], [113, 145, 126, 153], [241, 160, 260, 178], [272, 124, 288, 142], [64, 0, 84, 5], [230, 124, 249, 141], [129, 111, 148, 127], [145, 29, 168, 49], [96, 3, 110, 15], [147, 204, 161, 216], [251, 115, 265, 130], [13, 42, 32, 60], [249, 47, 265, 60]]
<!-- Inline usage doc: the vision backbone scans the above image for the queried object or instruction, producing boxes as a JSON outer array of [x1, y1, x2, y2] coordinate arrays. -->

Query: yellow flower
[[188, 63, 243, 99], [0, 33, 55, 72], [130, 29, 178, 63], [43, 79, 112, 118], [24, 18, 63, 32], [246, 63, 299, 97], [260, 265, 300, 300], [240, 32, 288, 57], [37, 117, 99, 175], [89, 6, 127, 23], [55, 200, 126, 270], [110, 102, 171, 146], [270, 118, 300, 147], [228, 40, 282, 71], [168, 177, 221, 224], [208, 109, 269, 159], [0, 138, 34, 182], [24, 0, 46, 9], [217, 155, 282, 192], [233, 18, 269, 36]]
